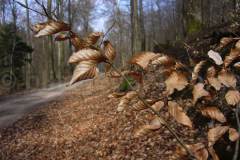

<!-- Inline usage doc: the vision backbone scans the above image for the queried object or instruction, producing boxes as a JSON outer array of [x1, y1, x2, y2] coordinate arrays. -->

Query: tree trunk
[[139, 0, 146, 51], [131, 0, 141, 55], [25, 0, 31, 89]]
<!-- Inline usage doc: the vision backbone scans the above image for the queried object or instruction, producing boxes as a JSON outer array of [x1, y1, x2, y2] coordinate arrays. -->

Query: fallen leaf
[[235, 39, 240, 49], [225, 90, 240, 106], [208, 50, 223, 65], [129, 52, 159, 70], [206, 66, 222, 90], [151, 101, 164, 112], [168, 101, 193, 128], [33, 20, 70, 37], [132, 101, 146, 111], [208, 126, 229, 147], [192, 61, 207, 82], [224, 49, 240, 67], [229, 128, 240, 142], [193, 83, 210, 104], [108, 92, 126, 98], [201, 107, 226, 123], [68, 49, 104, 64], [134, 117, 162, 138], [117, 91, 137, 112], [165, 71, 189, 95], [69, 60, 98, 85], [234, 62, 240, 69], [218, 69, 236, 88], [218, 37, 233, 49]]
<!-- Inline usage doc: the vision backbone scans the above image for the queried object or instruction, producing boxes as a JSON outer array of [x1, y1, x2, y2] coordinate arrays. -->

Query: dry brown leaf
[[33, 20, 70, 37], [151, 101, 164, 112], [129, 52, 159, 70], [165, 71, 189, 95], [201, 107, 226, 123], [225, 90, 240, 106], [229, 128, 240, 141], [193, 83, 210, 104], [117, 91, 137, 112], [168, 101, 193, 128], [208, 147, 220, 160], [103, 40, 116, 62], [84, 32, 103, 46], [208, 50, 223, 65], [224, 49, 240, 67], [55, 32, 70, 41], [208, 126, 229, 147], [69, 60, 98, 85], [206, 67, 222, 90], [132, 101, 146, 111], [192, 61, 207, 82], [134, 117, 162, 138], [68, 49, 104, 64], [151, 55, 175, 66], [218, 69, 236, 88]]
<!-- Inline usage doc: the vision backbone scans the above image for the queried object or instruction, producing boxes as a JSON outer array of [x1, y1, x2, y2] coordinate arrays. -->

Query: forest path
[[0, 81, 91, 128]]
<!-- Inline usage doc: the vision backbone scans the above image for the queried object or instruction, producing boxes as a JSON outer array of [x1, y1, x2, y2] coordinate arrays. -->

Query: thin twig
[[16, 1, 46, 17], [107, 61, 195, 159], [233, 105, 240, 160]]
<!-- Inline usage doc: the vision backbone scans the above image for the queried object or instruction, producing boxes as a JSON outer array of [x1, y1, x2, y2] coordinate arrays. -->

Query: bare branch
[[15, 1, 46, 17]]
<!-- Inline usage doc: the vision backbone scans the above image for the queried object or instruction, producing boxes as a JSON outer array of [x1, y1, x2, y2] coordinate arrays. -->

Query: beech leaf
[[192, 61, 206, 82], [117, 91, 137, 112], [208, 126, 229, 147], [201, 107, 226, 123], [225, 90, 240, 106], [218, 69, 237, 88], [224, 49, 240, 67], [168, 101, 193, 128], [165, 71, 189, 95], [193, 83, 210, 104], [229, 128, 240, 142]]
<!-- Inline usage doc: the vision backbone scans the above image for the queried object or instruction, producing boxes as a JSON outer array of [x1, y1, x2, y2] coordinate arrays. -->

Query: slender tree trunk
[[47, 0, 57, 81], [139, 0, 146, 51], [25, 0, 31, 89], [131, 0, 140, 55]]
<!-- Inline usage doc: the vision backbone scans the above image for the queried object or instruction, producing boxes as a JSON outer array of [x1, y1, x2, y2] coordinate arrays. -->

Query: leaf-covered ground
[[0, 76, 201, 160]]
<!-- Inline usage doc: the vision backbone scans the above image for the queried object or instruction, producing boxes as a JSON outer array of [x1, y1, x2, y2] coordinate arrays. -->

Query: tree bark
[[25, 0, 31, 89], [131, 0, 141, 55], [139, 0, 146, 51]]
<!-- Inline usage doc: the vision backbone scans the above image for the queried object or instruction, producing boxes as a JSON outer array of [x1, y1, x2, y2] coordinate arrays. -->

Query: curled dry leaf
[[151, 55, 175, 66], [193, 83, 210, 104], [208, 50, 223, 65], [84, 32, 103, 46], [225, 90, 240, 106], [235, 39, 240, 49], [151, 101, 164, 112], [208, 147, 220, 160], [68, 49, 104, 64], [117, 91, 137, 112], [208, 126, 229, 147], [218, 69, 236, 88], [228, 128, 240, 142], [69, 60, 98, 85], [103, 41, 116, 72], [132, 101, 146, 111], [201, 107, 226, 123], [55, 32, 70, 41], [207, 67, 222, 91], [192, 61, 206, 82], [134, 117, 162, 138], [168, 101, 193, 128], [129, 52, 159, 70], [33, 20, 70, 37], [224, 49, 240, 67], [165, 71, 189, 95]]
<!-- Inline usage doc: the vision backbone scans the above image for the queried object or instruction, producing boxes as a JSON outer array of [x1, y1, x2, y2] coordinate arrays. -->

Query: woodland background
[[0, 0, 239, 93]]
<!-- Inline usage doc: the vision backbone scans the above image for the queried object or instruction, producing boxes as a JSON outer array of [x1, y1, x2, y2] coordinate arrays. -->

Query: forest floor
[[0, 76, 195, 160]]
